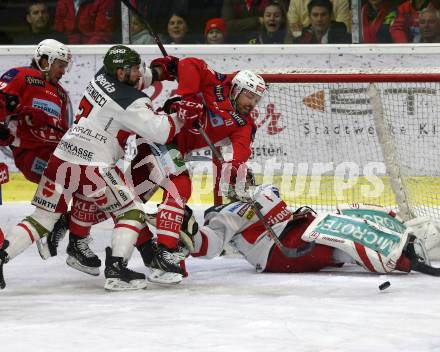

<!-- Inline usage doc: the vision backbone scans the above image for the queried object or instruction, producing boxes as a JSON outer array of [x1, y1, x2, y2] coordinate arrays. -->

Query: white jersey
[[194, 184, 293, 271], [54, 67, 181, 167]]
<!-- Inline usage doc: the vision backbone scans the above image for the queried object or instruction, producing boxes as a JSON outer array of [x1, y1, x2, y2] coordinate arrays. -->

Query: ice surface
[[1, 203, 440, 352]]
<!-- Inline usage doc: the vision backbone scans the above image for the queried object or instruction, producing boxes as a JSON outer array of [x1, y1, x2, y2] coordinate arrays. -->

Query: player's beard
[[124, 74, 140, 87]]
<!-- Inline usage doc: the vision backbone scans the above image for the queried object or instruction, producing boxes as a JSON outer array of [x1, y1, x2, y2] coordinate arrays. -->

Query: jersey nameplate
[[229, 111, 247, 126], [25, 75, 45, 87]]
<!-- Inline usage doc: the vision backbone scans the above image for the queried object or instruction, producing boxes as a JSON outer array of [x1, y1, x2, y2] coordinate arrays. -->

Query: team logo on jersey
[[0, 68, 19, 82], [237, 204, 250, 217], [245, 208, 255, 220], [208, 109, 224, 127], [31, 157, 48, 175], [25, 75, 45, 87], [42, 180, 56, 198], [229, 111, 247, 126], [32, 99, 61, 118], [228, 202, 242, 213], [215, 71, 226, 82], [214, 85, 225, 102]]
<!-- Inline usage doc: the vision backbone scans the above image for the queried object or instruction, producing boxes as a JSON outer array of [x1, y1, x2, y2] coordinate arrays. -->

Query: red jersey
[[0, 66, 69, 149], [175, 57, 256, 167], [54, 0, 116, 44], [390, 0, 438, 43]]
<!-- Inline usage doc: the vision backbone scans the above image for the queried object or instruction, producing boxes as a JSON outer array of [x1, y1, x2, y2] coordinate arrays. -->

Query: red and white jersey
[[0, 66, 70, 149], [193, 184, 293, 271], [54, 67, 181, 167], [175, 57, 256, 167]]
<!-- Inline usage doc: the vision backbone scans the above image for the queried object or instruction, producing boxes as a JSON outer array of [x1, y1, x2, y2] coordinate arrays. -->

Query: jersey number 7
[[74, 97, 93, 123]]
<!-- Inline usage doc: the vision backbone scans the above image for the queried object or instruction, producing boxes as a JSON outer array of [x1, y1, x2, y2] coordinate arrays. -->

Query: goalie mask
[[34, 39, 72, 73], [230, 70, 266, 103]]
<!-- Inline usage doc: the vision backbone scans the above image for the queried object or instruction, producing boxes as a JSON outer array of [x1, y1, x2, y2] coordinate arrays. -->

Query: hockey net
[[237, 69, 440, 221]]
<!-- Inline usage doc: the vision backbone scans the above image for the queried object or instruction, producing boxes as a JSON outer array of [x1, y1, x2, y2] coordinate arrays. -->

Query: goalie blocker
[[185, 185, 440, 275]]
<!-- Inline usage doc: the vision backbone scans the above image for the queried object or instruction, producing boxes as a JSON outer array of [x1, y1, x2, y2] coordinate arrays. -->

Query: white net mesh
[[248, 71, 440, 219]]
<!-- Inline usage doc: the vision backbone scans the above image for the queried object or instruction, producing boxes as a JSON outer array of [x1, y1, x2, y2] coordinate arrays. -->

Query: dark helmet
[[103, 45, 141, 76]]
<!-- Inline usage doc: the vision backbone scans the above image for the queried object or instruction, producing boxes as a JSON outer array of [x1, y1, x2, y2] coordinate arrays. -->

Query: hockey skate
[[137, 239, 157, 267], [47, 212, 70, 256], [104, 247, 147, 291], [179, 205, 198, 252], [404, 234, 440, 276], [148, 245, 186, 285], [66, 234, 101, 276]]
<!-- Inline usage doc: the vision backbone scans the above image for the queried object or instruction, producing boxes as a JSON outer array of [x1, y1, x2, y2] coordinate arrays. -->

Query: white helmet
[[34, 39, 72, 72], [231, 70, 266, 102]]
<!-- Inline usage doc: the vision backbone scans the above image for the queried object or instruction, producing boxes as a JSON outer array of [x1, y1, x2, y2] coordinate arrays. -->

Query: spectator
[[293, 0, 351, 43], [15, 1, 67, 44], [132, 0, 188, 34], [55, 0, 117, 44], [390, 0, 440, 43], [161, 12, 199, 44], [419, 7, 440, 42], [130, 14, 154, 44], [248, 1, 289, 43], [287, 0, 351, 38], [361, 0, 397, 43], [222, 0, 270, 43], [204, 18, 227, 44]]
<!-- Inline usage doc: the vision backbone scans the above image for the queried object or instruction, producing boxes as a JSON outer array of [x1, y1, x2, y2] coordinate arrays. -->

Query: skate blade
[[147, 268, 183, 284], [36, 239, 51, 260], [66, 256, 100, 276], [104, 278, 148, 291]]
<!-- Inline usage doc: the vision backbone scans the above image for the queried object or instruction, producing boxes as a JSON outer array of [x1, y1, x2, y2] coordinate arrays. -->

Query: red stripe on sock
[[18, 223, 35, 242], [115, 223, 141, 234]]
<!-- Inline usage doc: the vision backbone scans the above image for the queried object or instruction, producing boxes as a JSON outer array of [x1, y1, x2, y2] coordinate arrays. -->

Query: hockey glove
[[171, 99, 205, 128], [18, 106, 53, 128], [150, 56, 179, 81], [0, 125, 13, 146], [220, 162, 252, 202], [162, 96, 182, 114], [0, 94, 7, 121], [0, 92, 19, 121]]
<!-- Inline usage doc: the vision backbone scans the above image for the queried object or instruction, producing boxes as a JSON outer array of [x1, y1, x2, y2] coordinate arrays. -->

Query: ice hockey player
[[180, 182, 440, 276], [0, 45, 184, 291], [0, 39, 80, 267], [132, 57, 267, 285]]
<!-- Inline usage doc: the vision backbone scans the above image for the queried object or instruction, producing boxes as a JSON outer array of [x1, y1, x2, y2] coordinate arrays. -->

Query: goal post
[[215, 69, 440, 221]]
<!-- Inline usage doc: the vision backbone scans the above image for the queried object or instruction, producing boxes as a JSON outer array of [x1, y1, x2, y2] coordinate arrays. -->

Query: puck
[[379, 281, 391, 291]]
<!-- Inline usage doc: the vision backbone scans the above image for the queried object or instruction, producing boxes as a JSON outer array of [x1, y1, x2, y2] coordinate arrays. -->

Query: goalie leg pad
[[404, 216, 440, 252], [302, 213, 408, 273]]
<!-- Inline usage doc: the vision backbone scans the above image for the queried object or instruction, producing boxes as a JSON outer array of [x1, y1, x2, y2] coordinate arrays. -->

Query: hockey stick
[[195, 124, 314, 258], [119, 0, 168, 57], [0, 260, 5, 289]]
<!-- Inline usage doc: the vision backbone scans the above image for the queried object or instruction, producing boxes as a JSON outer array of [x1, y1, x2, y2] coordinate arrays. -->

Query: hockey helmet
[[34, 39, 72, 72], [104, 45, 141, 76], [231, 70, 266, 102]]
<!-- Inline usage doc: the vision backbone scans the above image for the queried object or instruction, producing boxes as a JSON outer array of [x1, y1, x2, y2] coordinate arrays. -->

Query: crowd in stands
[[1, 0, 440, 45]]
